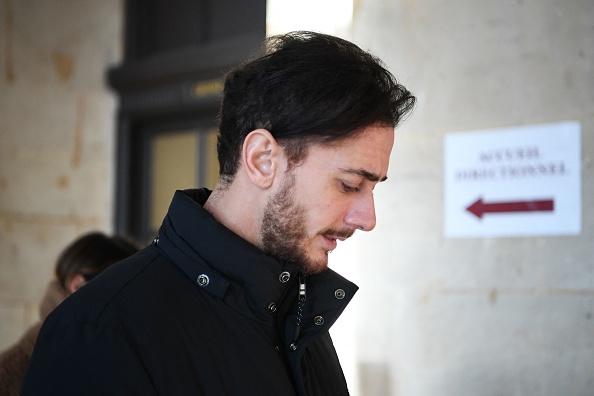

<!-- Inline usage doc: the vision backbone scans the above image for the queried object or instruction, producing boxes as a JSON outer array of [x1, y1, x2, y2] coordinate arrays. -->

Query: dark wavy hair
[[217, 31, 415, 182], [54, 231, 138, 291]]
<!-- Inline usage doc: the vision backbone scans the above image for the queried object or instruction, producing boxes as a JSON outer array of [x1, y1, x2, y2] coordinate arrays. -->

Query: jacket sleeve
[[21, 320, 157, 396]]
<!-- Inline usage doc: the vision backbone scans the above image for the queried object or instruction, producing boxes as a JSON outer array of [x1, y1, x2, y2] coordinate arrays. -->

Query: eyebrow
[[339, 167, 388, 182]]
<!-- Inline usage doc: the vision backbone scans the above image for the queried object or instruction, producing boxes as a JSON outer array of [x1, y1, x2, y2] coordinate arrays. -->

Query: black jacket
[[22, 189, 358, 395]]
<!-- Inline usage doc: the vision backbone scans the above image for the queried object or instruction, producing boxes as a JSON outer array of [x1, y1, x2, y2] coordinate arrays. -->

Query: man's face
[[260, 124, 395, 274]]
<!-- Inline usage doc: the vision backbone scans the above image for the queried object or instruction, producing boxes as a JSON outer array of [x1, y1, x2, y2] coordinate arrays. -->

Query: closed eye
[[340, 181, 360, 193]]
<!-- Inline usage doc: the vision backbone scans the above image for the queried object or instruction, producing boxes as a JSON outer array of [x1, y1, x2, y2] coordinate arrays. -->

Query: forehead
[[303, 125, 395, 176]]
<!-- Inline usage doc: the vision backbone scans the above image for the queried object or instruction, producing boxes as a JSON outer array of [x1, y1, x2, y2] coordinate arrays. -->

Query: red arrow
[[466, 197, 554, 219]]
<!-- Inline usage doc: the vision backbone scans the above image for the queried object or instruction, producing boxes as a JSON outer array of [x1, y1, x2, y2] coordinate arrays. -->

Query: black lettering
[[526, 146, 539, 160], [479, 152, 493, 163]]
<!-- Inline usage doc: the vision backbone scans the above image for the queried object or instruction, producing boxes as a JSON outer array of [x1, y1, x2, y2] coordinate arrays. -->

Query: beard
[[260, 171, 328, 275]]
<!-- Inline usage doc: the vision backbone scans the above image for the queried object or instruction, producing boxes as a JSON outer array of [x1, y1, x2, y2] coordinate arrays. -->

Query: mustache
[[322, 228, 355, 239]]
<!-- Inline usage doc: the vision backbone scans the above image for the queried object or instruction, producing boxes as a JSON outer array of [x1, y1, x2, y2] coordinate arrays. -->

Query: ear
[[67, 274, 86, 294], [242, 129, 283, 189]]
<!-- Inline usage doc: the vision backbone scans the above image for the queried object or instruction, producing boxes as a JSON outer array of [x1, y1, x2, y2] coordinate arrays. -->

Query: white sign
[[444, 121, 581, 238]]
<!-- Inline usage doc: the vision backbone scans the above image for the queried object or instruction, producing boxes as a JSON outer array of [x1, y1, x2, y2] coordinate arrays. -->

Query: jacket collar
[[156, 188, 358, 331]]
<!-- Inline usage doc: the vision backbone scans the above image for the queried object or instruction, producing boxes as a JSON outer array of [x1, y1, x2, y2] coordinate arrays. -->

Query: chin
[[301, 255, 329, 275]]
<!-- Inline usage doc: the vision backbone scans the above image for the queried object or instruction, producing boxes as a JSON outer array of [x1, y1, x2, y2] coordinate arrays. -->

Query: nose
[[344, 192, 377, 232]]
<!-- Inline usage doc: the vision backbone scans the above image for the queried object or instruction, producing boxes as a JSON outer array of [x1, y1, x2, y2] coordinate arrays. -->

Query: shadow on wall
[[359, 362, 392, 395]]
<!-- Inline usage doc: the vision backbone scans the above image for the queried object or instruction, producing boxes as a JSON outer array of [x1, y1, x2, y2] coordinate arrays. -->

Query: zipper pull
[[290, 274, 307, 351]]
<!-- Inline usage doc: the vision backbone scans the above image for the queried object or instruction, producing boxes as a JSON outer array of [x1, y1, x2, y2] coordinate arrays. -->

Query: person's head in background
[[54, 232, 138, 294]]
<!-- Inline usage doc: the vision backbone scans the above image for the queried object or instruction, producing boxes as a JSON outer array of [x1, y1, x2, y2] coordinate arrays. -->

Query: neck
[[203, 179, 263, 248]]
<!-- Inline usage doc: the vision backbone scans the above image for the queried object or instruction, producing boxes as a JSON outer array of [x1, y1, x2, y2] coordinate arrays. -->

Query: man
[[22, 31, 415, 395]]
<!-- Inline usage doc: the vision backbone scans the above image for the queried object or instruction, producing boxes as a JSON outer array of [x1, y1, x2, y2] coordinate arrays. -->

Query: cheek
[[309, 198, 350, 228], [294, 176, 349, 227]]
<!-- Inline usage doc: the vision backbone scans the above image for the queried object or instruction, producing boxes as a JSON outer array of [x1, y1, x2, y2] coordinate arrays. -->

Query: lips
[[320, 228, 355, 252], [321, 234, 338, 251]]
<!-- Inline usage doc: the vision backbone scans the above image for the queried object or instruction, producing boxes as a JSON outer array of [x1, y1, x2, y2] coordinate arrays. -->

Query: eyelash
[[341, 182, 360, 193]]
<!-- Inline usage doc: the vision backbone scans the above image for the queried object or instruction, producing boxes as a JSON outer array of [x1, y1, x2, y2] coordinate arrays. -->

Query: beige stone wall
[[0, 1, 122, 349], [350, 1, 594, 395]]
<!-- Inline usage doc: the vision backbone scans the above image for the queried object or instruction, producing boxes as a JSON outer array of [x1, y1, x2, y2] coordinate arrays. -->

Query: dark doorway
[[108, 0, 266, 244]]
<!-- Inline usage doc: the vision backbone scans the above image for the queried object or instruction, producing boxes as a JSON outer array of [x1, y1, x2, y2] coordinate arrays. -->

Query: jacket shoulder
[[41, 246, 167, 330]]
